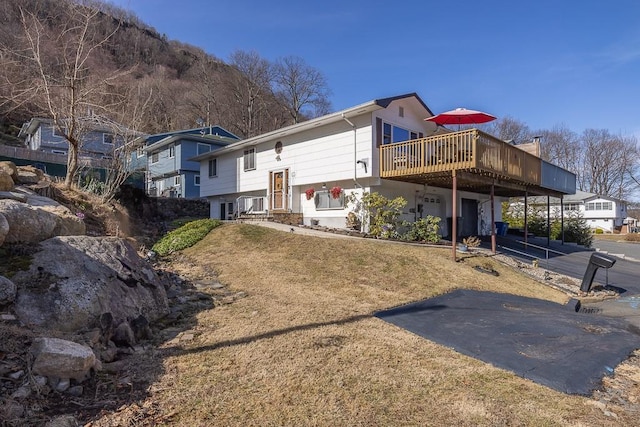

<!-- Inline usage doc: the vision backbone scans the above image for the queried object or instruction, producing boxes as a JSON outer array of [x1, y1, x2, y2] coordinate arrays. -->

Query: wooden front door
[[269, 170, 288, 211]]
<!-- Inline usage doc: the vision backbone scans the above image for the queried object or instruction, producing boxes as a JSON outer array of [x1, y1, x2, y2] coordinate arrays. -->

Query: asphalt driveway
[[376, 289, 640, 395]]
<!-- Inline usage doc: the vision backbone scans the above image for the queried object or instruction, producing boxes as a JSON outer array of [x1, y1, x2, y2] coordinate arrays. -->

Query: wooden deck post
[[491, 182, 496, 253], [524, 191, 528, 245], [452, 170, 457, 261]]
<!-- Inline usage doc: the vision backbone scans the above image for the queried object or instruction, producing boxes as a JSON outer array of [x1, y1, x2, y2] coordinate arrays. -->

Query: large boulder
[[0, 161, 18, 181], [26, 193, 85, 237], [0, 170, 13, 191], [30, 338, 97, 382], [0, 191, 85, 244], [12, 236, 169, 333], [0, 212, 8, 246], [15, 165, 44, 185], [0, 275, 17, 305], [0, 199, 58, 243]]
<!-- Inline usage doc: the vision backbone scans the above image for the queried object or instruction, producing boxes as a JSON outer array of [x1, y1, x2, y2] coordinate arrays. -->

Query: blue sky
[[108, 0, 640, 139]]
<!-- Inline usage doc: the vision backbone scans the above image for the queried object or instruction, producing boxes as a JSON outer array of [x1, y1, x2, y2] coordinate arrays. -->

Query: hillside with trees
[[0, 0, 637, 201], [0, 0, 331, 140]]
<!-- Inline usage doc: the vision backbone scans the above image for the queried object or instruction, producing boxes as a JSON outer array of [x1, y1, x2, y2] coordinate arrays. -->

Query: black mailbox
[[580, 252, 616, 293]]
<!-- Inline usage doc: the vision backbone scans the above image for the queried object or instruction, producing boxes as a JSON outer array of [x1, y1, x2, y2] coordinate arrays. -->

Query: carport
[[380, 129, 576, 260]]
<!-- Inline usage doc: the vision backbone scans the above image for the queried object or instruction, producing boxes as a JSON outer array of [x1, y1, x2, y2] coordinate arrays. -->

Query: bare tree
[[4, 0, 125, 188], [581, 129, 639, 199], [482, 116, 533, 144], [273, 55, 331, 124], [538, 124, 581, 171], [95, 83, 153, 202], [228, 50, 273, 138]]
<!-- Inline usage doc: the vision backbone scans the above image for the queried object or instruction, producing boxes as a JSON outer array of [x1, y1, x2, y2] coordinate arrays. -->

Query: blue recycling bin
[[495, 222, 509, 236]]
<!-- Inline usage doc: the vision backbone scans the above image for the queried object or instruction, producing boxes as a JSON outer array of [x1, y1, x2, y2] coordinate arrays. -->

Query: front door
[[270, 170, 288, 211], [461, 198, 479, 236]]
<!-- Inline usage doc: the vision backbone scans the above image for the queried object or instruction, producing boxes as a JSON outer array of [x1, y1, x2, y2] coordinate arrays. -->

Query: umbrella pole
[[452, 170, 457, 261]]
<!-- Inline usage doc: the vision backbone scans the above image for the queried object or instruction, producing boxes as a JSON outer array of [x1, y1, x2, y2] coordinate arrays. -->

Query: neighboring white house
[[520, 190, 630, 233], [192, 93, 575, 238]]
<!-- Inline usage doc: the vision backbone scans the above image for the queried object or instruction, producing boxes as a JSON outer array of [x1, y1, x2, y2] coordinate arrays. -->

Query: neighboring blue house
[[141, 126, 239, 199], [18, 117, 129, 160]]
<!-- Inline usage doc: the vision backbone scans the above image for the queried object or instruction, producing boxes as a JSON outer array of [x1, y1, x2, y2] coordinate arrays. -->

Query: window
[[174, 175, 181, 186], [208, 159, 217, 177], [383, 123, 392, 145], [52, 150, 67, 155], [151, 153, 159, 163], [564, 203, 580, 211], [315, 190, 345, 210], [194, 175, 200, 186], [169, 144, 175, 158], [197, 143, 211, 155], [382, 122, 418, 144], [586, 201, 612, 211], [243, 148, 256, 171], [136, 147, 145, 158], [103, 134, 114, 145], [52, 126, 65, 137]]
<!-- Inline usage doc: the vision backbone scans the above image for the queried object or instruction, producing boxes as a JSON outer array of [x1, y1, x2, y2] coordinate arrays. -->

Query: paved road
[[491, 236, 639, 295], [593, 238, 640, 262]]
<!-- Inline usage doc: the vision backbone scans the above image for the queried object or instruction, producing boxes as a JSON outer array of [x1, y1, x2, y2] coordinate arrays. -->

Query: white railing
[[235, 196, 268, 217]]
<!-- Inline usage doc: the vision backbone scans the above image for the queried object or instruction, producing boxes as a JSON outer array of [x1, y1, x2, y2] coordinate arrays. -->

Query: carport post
[[524, 191, 528, 245], [560, 195, 565, 244], [452, 170, 457, 261], [547, 195, 551, 246], [491, 182, 496, 253]]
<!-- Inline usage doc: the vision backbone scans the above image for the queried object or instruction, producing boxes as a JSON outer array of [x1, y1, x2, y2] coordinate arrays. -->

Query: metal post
[[452, 170, 457, 261], [560, 195, 565, 244], [547, 195, 551, 246], [491, 182, 496, 253]]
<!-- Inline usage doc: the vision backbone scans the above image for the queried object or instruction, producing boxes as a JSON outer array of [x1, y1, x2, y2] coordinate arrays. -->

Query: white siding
[[200, 116, 375, 198]]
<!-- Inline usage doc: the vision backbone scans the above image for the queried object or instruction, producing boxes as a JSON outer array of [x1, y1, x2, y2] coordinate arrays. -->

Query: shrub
[[563, 213, 593, 247], [401, 216, 440, 243], [152, 219, 222, 256], [347, 192, 407, 238]]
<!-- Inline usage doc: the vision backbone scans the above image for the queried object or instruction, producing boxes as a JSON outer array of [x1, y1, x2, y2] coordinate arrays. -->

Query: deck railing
[[380, 129, 541, 186]]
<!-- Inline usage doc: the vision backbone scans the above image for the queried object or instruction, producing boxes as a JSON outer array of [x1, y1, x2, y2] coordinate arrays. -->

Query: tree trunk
[[64, 142, 79, 189]]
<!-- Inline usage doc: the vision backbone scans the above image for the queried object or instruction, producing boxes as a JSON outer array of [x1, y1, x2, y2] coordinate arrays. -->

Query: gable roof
[[144, 126, 240, 145], [144, 133, 234, 153], [190, 93, 435, 162], [527, 190, 627, 204], [18, 116, 142, 138]]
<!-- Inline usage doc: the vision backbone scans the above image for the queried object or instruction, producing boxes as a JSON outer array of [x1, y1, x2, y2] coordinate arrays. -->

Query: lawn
[[115, 224, 637, 425]]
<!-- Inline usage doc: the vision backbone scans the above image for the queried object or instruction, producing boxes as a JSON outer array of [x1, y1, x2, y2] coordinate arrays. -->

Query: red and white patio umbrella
[[425, 107, 497, 128]]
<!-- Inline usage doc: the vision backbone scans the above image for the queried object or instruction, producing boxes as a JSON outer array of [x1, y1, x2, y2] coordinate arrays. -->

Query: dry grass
[[116, 224, 636, 425]]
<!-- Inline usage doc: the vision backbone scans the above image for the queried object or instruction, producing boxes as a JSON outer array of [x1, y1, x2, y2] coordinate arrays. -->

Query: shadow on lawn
[[168, 313, 373, 356]]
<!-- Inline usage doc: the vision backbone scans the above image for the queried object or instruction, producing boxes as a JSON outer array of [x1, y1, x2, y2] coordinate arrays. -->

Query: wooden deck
[[380, 129, 551, 196]]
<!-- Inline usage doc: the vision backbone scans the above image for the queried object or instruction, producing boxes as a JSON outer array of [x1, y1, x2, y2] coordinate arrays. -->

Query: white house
[[512, 190, 632, 233], [192, 93, 576, 241], [549, 190, 629, 233]]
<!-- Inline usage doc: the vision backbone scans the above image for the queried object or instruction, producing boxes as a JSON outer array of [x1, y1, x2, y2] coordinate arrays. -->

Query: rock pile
[[0, 161, 85, 247]]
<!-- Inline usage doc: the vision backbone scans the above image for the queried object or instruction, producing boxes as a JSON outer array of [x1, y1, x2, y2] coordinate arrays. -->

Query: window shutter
[[376, 118, 382, 148], [268, 171, 273, 210]]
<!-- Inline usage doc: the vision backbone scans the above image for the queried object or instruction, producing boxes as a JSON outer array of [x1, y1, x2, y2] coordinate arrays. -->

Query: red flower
[[305, 188, 315, 200], [330, 186, 342, 199]]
